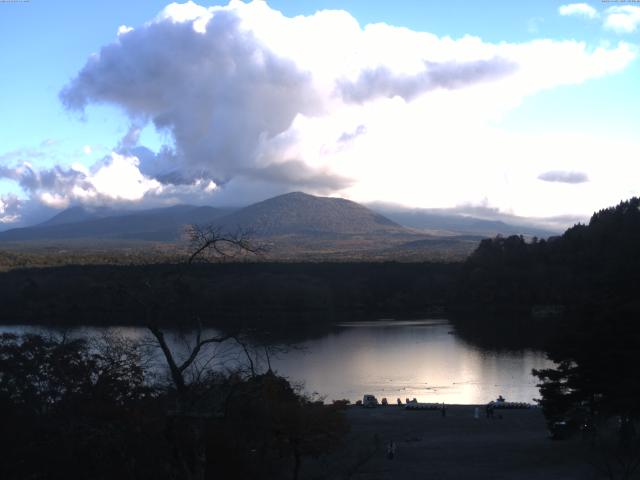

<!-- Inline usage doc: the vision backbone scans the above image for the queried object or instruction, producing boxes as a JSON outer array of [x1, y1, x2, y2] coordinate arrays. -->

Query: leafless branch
[[185, 224, 266, 265]]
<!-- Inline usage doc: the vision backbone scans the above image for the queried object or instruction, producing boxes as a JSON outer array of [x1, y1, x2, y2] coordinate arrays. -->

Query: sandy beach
[[309, 405, 596, 480]]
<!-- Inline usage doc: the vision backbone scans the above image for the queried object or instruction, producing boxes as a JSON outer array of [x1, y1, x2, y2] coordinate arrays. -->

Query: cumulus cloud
[[55, 2, 635, 213], [60, 7, 325, 189], [559, 4, 640, 34], [538, 170, 589, 184], [0, 0, 634, 226], [559, 3, 599, 19], [604, 6, 640, 33], [0, 153, 163, 209], [0, 163, 87, 202], [0, 195, 21, 224]]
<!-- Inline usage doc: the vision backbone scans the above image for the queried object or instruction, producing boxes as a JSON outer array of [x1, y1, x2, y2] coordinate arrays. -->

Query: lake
[[0, 319, 551, 405]]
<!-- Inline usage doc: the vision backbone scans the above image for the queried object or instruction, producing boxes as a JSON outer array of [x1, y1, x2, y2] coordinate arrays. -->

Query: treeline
[[457, 197, 640, 314], [0, 262, 458, 328], [3, 198, 639, 333]]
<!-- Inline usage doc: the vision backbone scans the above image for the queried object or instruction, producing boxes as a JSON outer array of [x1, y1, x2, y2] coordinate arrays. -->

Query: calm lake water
[[1, 319, 551, 404]]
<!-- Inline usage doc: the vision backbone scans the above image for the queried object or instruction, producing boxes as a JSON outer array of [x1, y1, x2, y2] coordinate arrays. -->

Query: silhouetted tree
[[0, 332, 165, 480], [534, 309, 640, 479]]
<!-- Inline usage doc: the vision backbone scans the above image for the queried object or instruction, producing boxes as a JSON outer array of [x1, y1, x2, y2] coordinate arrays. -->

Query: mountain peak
[[279, 191, 312, 198], [41, 206, 100, 227], [217, 192, 402, 236]]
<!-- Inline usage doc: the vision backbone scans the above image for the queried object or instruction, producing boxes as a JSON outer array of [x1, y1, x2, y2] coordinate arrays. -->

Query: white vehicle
[[362, 394, 379, 408]]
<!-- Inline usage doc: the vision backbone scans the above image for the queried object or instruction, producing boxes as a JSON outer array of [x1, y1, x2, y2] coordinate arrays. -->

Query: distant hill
[[0, 205, 235, 242], [0, 192, 481, 260], [0, 193, 406, 244], [40, 206, 120, 227], [2, 192, 560, 260], [216, 191, 404, 236], [0, 192, 557, 245], [371, 206, 557, 238]]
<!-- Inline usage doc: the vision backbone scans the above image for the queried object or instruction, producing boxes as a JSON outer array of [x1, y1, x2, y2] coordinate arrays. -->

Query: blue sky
[[0, 1, 638, 227]]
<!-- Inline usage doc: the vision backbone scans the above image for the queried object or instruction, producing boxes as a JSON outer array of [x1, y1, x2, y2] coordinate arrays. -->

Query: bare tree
[[115, 224, 264, 480], [147, 319, 231, 403], [184, 224, 265, 265]]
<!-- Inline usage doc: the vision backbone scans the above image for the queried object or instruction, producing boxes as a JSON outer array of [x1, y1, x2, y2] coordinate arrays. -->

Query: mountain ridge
[[0, 205, 235, 242], [0, 192, 554, 259]]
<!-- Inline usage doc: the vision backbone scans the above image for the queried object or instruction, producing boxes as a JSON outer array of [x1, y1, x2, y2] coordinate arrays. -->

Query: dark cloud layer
[[243, 160, 352, 192], [538, 170, 589, 184], [60, 9, 332, 190], [0, 164, 88, 197], [337, 57, 517, 103]]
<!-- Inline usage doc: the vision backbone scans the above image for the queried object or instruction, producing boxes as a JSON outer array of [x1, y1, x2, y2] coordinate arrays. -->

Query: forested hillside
[[458, 197, 640, 312]]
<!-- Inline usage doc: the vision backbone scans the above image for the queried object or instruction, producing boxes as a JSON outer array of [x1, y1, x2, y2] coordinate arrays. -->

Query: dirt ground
[[306, 405, 600, 480]]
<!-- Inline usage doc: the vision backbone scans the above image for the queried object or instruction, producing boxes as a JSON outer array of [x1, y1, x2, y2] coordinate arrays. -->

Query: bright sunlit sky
[[0, 1, 639, 228]]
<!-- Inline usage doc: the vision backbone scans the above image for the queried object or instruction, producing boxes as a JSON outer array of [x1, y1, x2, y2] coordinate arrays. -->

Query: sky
[[0, 0, 639, 229]]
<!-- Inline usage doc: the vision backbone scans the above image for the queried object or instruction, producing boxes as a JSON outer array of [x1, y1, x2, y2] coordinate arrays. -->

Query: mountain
[[39, 206, 115, 227], [206, 192, 481, 259], [0, 205, 235, 242], [0, 192, 512, 259], [0, 192, 469, 260], [216, 191, 403, 236]]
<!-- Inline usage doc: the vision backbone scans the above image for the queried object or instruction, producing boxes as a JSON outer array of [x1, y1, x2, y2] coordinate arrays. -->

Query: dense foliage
[[460, 197, 640, 310], [533, 308, 640, 421], [0, 333, 165, 479], [0, 333, 347, 480], [0, 262, 456, 327]]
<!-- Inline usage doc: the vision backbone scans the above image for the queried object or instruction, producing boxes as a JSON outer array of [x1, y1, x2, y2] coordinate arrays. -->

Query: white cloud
[[117, 25, 134, 36], [558, 3, 598, 19], [0, 152, 163, 209], [559, 4, 640, 34], [0, 194, 20, 223], [604, 6, 640, 33], [0, 0, 631, 221], [86, 153, 163, 202]]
